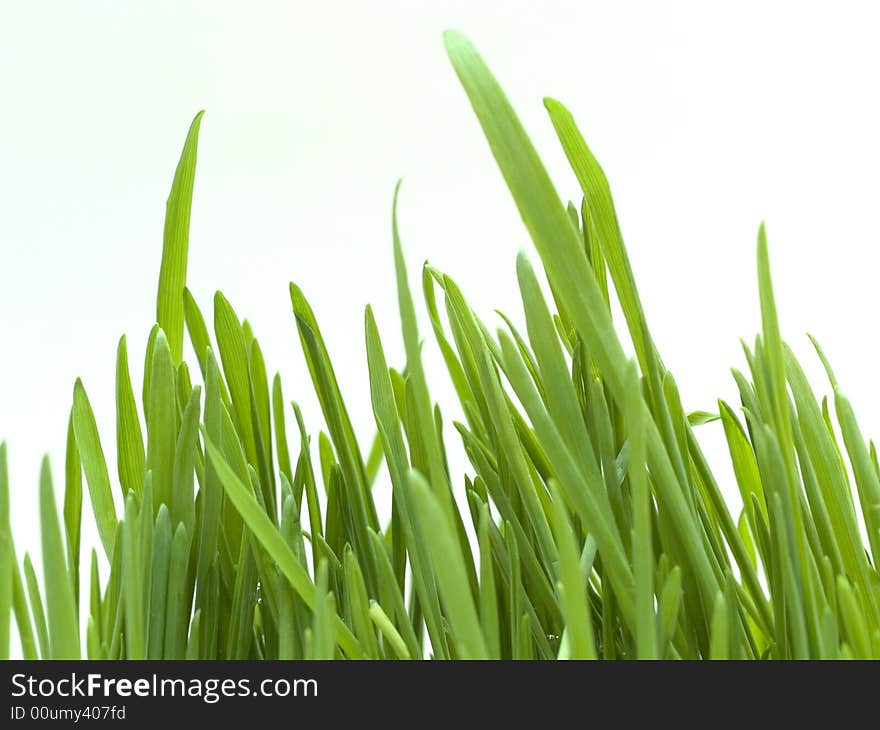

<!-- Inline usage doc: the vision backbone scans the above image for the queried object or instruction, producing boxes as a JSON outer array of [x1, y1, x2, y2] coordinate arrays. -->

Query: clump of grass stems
[[3, 31, 880, 661]]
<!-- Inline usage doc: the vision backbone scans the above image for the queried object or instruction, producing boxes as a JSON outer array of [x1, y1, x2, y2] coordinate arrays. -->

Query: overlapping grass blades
[[2, 31, 879, 660]]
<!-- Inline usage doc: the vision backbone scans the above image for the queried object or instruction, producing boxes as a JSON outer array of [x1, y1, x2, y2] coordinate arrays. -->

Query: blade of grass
[[72, 379, 118, 559], [157, 111, 204, 366], [23, 554, 49, 659], [116, 335, 146, 497], [408, 469, 488, 659], [547, 480, 597, 659], [39, 457, 80, 659]]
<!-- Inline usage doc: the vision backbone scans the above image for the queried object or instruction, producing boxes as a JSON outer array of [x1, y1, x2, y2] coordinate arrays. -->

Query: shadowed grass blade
[[202, 429, 362, 658]]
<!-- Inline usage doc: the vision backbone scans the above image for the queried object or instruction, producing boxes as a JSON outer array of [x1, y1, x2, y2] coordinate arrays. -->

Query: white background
[[3, 1, 880, 617]]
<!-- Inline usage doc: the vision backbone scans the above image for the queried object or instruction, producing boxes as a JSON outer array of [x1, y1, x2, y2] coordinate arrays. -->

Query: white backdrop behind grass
[[3, 1, 880, 652]]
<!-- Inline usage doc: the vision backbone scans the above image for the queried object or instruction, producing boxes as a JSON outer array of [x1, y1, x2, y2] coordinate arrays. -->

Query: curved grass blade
[[369, 601, 411, 660], [157, 111, 204, 366], [72, 379, 119, 560], [23, 555, 49, 659]]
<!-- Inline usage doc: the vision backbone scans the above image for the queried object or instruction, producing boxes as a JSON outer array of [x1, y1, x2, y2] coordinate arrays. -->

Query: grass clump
[[2, 31, 879, 660]]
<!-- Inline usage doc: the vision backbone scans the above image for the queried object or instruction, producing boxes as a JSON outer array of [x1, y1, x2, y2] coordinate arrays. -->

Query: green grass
[[3, 30, 880, 660]]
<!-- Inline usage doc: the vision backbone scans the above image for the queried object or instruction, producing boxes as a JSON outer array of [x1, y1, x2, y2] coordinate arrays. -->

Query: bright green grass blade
[[39, 457, 80, 659], [688, 411, 720, 426], [183, 287, 210, 368], [141, 325, 159, 419], [785, 349, 869, 584], [272, 374, 293, 482], [291, 403, 323, 571], [658, 565, 682, 657], [542, 99, 653, 386], [11, 548, 38, 659], [147, 329, 177, 514], [103, 525, 125, 659], [343, 546, 379, 659], [250, 338, 272, 460], [72, 378, 118, 559], [0, 443, 9, 659], [587, 377, 628, 535], [85, 616, 101, 659], [626, 363, 657, 659], [116, 335, 145, 497], [62, 413, 82, 610], [214, 292, 258, 465], [368, 601, 411, 659], [202, 429, 362, 658], [719, 401, 767, 519], [186, 610, 201, 660], [367, 529, 422, 659], [755, 234, 807, 570], [422, 266, 476, 416], [547, 480, 597, 659], [157, 111, 204, 366], [834, 390, 880, 566], [408, 469, 487, 659], [836, 575, 872, 659], [247, 335, 277, 515], [364, 431, 384, 487], [23, 554, 49, 659], [516, 253, 592, 465], [756, 227, 792, 449], [9, 545, 39, 660], [184, 289, 228, 402], [496, 309, 543, 396], [87, 550, 102, 654], [307, 560, 337, 660]]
